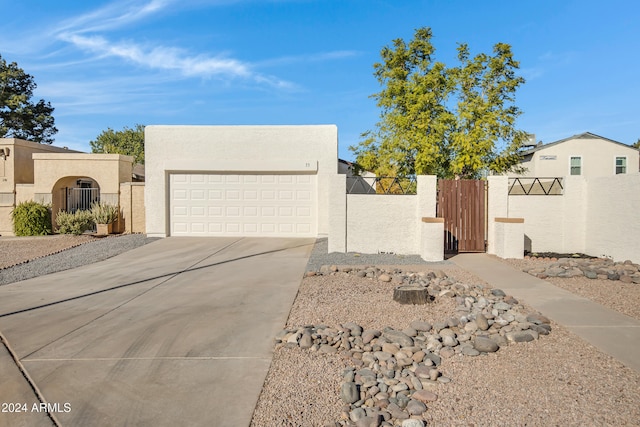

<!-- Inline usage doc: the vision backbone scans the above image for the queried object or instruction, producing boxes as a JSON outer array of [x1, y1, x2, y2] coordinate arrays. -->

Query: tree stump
[[393, 286, 431, 305]]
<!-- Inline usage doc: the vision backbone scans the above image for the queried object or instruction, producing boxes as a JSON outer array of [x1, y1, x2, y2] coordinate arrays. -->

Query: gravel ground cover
[[505, 257, 640, 321], [305, 238, 449, 271], [0, 234, 97, 269], [251, 241, 640, 426], [0, 234, 155, 285]]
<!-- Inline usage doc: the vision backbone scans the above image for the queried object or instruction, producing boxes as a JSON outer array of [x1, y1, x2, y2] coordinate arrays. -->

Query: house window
[[615, 157, 627, 174], [570, 156, 581, 175]]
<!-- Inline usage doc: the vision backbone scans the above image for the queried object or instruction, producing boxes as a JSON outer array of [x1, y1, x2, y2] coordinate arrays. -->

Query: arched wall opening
[[51, 176, 101, 229]]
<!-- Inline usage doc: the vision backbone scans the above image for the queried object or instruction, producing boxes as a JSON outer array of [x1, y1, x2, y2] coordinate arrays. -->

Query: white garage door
[[170, 173, 317, 237]]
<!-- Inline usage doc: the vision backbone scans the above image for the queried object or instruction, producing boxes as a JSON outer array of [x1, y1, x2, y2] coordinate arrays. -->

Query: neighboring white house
[[515, 132, 639, 178]]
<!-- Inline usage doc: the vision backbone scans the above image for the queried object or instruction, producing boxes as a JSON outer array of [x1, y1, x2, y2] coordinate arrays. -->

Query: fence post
[[417, 175, 441, 260], [420, 217, 444, 261], [494, 217, 524, 259], [486, 176, 509, 255], [328, 174, 347, 253]]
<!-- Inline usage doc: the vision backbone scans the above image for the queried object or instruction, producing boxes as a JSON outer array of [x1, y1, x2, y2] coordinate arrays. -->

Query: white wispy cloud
[[55, 0, 174, 34], [59, 33, 253, 79], [52, 0, 297, 88]]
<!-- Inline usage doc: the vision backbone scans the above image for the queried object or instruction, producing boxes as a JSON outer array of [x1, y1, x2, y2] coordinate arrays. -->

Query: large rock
[[379, 274, 392, 282], [343, 322, 363, 336], [473, 336, 499, 353], [406, 399, 427, 415], [506, 331, 535, 343], [382, 329, 414, 347], [299, 333, 313, 349], [410, 320, 432, 332], [341, 382, 360, 404], [475, 313, 489, 331], [362, 329, 381, 344], [412, 390, 438, 403], [526, 313, 551, 325]]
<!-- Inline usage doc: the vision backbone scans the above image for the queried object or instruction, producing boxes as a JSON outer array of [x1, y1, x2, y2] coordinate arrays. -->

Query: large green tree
[[90, 124, 145, 164], [351, 27, 528, 179], [0, 54, 57, 144]]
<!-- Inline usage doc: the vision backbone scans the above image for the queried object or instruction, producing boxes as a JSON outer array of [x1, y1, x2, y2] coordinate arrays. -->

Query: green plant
[[90, 202, 119, 224], [56, 210, 95, 235], [11, 200, 52, 236]]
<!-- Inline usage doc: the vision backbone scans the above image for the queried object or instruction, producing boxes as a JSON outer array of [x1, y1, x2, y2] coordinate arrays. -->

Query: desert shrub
[[11, 201, 52, 236], [90, 202, 119, 224], [56, 210, 95, 235]]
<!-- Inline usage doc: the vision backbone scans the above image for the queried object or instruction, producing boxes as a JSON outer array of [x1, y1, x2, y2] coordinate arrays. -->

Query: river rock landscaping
[[274, 267, 552, 426], [520, 257, 640, 283]]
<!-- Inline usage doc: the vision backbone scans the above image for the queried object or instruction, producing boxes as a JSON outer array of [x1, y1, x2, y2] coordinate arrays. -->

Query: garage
[[145, 125, 336, 238], [169, 173, 317, 237]]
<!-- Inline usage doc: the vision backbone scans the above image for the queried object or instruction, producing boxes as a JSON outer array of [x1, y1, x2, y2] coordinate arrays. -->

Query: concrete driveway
[[0, 237, 314, 427]]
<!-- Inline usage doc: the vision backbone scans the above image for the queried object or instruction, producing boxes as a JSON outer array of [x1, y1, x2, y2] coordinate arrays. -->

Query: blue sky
[[2, 0, 639, 159]]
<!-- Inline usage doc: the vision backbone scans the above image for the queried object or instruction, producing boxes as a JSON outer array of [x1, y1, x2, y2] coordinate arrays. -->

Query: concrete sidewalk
[[451, 253, 640, 373]]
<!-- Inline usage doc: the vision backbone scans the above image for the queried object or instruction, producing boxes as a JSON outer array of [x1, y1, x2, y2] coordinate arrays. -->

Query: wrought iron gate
[[437, 179, 486, 253], [62, 187, 100, 213]]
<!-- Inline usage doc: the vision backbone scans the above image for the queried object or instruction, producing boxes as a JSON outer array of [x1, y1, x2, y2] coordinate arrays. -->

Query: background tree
[[633, 138, 640, 149], [351, 27, 527, 179], [0, 54, 57, 144], [90, 124, 145, 164]]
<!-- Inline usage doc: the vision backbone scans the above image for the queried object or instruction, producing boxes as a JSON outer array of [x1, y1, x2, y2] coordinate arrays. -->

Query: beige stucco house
[[516, 132, 639, 178], [0, 138, 145, 236]]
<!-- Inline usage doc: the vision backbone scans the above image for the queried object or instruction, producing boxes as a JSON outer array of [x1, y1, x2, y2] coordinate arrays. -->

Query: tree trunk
[[393, 286, 431, 305]]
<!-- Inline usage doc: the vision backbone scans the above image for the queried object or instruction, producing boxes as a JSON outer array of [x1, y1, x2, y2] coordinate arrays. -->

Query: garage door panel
[[208, 223, 223, 233], [279, 207, 293, 216], [297, 207, 311, 216], [296, 190, 312, 200], [226, 223, 240, 233], [261, 190, 276, 200], [244, 207, 258, 216], [261, 207, 276, 216], [208, 190, 223, 200], [278, 190, 294, 200], [173, 189, 188, 200], [174, 206, 188, 216], [208, 206, 223, 216], [226, 206, 241, 216], [191, 222, 205, 233], [244, 223, 258, 233], [191, 189, 206, 200], [170, 173, 316, 237], [191, 206, 206, 216]]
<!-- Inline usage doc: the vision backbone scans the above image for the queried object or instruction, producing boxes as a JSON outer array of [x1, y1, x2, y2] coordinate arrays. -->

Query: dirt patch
[[0, 235, 97, 269]]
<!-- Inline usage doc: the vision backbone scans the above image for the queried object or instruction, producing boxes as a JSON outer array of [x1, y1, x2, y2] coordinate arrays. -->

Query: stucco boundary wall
[[119, 182, 146, 234], [504, 174, 640, 263], [328, 175, 442, 261], [584, 174, 640, 262], [504, 176, 586, 255]]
